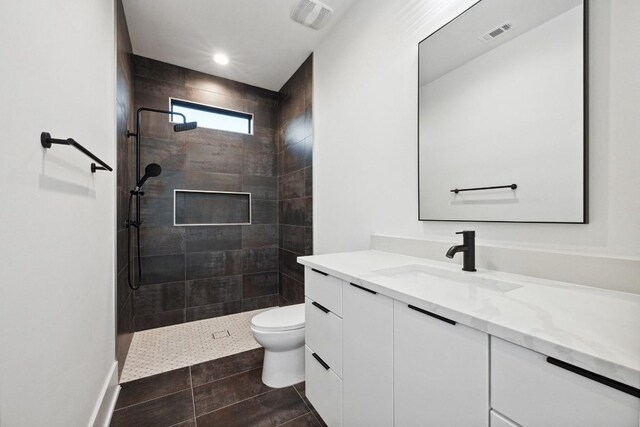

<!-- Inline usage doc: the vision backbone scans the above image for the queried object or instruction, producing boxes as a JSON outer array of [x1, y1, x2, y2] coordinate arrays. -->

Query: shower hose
[[127, 192, 142, 291]]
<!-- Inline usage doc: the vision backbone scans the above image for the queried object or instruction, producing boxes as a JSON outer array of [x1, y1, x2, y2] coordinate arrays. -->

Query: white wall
[[314, 0, 640, 259], [420, 6, 584, 222], [0, 0, 117, 426]]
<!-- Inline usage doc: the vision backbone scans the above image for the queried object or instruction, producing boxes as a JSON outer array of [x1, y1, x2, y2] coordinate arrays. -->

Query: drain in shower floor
[[213, 330, 231, 339]]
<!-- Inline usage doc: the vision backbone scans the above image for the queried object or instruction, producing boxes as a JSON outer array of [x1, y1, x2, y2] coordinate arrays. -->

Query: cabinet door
[[394, 300, 489, 427], [343, 282, 394, 427]]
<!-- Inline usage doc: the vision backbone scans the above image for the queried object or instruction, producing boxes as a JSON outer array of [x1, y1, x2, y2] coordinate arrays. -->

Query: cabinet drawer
[[305, 345, 342, 427], [491, 337, 640, 427], [305, 267, 343, 317], [490, 411, 521, 427], [305, 297, 343, 378]]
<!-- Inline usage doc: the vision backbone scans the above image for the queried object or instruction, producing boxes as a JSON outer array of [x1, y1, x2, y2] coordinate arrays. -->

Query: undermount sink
[[372, 264, 522, 300]]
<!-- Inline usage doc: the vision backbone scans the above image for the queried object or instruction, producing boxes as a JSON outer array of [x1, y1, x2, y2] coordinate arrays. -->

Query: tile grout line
[[191, 362, 263, 389], [275, 410, 314, 427], [293, 385, 324, 427], [309, 412, 324, 427], [280, 271, 304, 285], [194, 386, 283, 419], [292, 384, 309, 411], [113, 388, 191, 412], [278, 194, 311, 202], [189, 366, 198, 426]]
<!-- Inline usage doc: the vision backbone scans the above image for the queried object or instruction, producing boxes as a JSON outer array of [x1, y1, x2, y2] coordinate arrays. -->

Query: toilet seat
[[251, 304, 305, 332]]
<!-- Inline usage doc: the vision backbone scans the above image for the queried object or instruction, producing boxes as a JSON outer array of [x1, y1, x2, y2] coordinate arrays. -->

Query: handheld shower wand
[[135, 163, 162, 192], [126, 108, 197, 290]]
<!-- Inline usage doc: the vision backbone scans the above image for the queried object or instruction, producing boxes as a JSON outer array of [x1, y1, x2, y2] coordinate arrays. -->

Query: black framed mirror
[[418, 0, 588, 223]]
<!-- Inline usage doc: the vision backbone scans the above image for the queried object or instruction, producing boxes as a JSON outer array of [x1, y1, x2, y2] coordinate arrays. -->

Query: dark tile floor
[[111, 348, 326, 427]]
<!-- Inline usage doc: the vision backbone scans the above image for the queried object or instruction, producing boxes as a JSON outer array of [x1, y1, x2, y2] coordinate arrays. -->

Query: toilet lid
[[251, 304, 305, 331]]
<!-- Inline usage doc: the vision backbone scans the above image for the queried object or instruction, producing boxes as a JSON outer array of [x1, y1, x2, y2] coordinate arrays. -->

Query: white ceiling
[[123, 0, 358, 91], [419, 0, 582, 86]]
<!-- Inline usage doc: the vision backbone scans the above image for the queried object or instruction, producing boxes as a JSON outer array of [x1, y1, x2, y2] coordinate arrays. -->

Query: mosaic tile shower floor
[[121, 308, 269, 383]]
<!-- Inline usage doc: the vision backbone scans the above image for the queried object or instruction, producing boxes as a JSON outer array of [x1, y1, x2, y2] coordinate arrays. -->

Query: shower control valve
[[126, 219, 141, 229]]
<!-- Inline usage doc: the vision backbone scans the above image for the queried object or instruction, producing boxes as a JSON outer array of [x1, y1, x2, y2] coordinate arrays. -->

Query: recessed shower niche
[[174, 190, 251, 226]]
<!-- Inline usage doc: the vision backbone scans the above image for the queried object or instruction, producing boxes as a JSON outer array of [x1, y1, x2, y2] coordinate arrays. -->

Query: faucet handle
[[456, 230, 475, 236]]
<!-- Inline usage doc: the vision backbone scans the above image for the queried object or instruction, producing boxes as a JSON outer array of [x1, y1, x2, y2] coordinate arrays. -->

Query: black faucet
[[446, 231, 477, 272]]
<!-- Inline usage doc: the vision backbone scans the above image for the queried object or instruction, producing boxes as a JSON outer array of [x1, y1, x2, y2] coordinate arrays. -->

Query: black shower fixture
[[126, 107, 197, 290], [174, 121, 198, 132], [136, 163, 162, 191]]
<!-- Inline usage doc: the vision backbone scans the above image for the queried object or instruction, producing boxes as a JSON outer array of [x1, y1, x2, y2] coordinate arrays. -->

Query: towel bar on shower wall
[[40, 132, 113, 173]]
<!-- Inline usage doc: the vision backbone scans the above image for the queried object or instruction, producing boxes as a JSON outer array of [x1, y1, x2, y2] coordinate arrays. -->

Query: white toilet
[[251, 304, 305, 388]]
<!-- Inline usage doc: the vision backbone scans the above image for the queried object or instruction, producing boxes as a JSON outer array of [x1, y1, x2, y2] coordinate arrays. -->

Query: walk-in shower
[[126, 107, 197, 290]]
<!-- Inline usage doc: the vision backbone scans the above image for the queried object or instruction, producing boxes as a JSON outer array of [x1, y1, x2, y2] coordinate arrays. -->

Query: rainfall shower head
[[174, 122, 198, 132], [136, 163, 162, 189]]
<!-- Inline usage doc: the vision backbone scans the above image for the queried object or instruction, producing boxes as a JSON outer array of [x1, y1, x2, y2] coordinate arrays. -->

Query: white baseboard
[[88, 361, 120, 427], [371, 234, 640, 294]]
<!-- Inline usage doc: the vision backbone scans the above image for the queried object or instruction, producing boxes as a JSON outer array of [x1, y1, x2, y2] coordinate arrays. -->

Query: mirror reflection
[[418, 0, 586, 223]]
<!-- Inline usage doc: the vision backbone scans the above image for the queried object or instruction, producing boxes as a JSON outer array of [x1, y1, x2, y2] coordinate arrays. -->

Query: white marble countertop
[[298, 250, 640, 389]]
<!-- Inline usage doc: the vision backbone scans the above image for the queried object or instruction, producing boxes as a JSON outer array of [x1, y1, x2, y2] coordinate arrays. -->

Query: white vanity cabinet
[[491, 337, 640, 427], [394, 300, 489, 427], [304, 267, 344, 427], [302, 263, 640, 427], [343, 281, 394, 427]]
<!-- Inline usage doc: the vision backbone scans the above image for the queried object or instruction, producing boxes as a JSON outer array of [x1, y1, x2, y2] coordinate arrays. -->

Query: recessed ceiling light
[[213, 53, 229, 65]]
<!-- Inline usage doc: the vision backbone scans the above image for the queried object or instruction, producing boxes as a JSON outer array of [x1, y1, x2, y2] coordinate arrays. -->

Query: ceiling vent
[[479, 22, 514, 43], [291, 0, 334, 30]]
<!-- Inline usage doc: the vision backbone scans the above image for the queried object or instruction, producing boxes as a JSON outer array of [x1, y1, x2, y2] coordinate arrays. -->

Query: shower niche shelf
[[173, 189, 251, 226]]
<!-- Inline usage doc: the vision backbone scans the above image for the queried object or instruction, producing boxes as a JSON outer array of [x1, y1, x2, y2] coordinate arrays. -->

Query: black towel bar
[[451, 184, 517, 194], [41, 132, 113, 173]]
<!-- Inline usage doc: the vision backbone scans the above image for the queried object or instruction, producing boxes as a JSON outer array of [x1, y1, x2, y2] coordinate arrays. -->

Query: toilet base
[[262, 345, 305, 388]]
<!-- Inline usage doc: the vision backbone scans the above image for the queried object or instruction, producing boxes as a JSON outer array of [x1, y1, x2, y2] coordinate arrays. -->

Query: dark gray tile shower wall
[[116, 50, 313, 336], [131, 56, 282, 330], [115, 0, 135, 377], [278, 55, 314, 306]]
